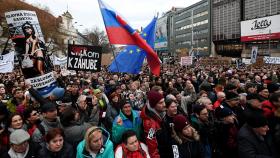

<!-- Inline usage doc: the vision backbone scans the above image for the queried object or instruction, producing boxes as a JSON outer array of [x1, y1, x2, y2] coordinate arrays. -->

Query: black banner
[[67, 44, 102, 72]]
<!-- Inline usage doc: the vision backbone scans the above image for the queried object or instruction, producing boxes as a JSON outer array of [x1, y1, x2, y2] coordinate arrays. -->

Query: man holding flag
[[97, 0, 161, 76]]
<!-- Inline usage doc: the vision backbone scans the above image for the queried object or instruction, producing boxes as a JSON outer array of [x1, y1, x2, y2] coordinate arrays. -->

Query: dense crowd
[[0, 63, 280, 158]]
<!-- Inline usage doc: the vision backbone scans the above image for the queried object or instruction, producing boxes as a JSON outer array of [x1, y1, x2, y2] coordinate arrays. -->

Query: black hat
[[257, 85, 266, 93], [120, 99, 131, 109], [56, 95, 72, 106], [246, 83, 256, 90], [267, 83, 279, 94], [225, 92, 239, 101], [217, 106, 233, 119], [41, 102, 57, 113], [246, 112, 268, 128], [246, 93, 262, 101]]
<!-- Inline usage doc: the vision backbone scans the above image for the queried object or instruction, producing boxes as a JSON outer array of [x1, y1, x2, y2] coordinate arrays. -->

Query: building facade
[[241, 0, 280, 57], [170, 0, 211, 56]]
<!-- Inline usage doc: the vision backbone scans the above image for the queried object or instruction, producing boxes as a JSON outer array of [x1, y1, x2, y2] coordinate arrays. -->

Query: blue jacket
[[76, 128, 114, 158], [112, 110, 142, 144]]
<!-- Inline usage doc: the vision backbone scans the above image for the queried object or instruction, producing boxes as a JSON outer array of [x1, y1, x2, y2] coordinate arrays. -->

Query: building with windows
[[171, 0, 211, 56], [241, 0, 280, 57], [211, 0, 242, 57]]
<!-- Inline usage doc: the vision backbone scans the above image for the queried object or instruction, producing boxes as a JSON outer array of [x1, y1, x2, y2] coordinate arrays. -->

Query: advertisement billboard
[[241, 14, 280, 42], [155, 16, 168, 50]]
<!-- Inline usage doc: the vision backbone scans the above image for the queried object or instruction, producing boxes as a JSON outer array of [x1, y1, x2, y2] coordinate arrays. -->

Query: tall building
[[211, 0, 243, 57], [171, 0, 211, 56], [241, 0, 280, 57]]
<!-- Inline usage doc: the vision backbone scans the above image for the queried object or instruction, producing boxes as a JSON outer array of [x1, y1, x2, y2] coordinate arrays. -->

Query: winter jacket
[[32, 117, 62, 147], [76, 128, 114, 158], [112, 110, 142, 144], [2, 142, 40, 158], [140, 105, 163, 158], [262, 100, 276, 119], [106, 102, 120, 127], [38, 142, 74, 158], [115, 142, 150, 158], [177, 140, 204, 158], [238, 123, 277, 158], [63, 121, 91, 149]]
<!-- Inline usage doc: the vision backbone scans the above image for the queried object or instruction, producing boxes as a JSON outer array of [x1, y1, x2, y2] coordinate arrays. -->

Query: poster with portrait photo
[[5, 10, 57, 98]]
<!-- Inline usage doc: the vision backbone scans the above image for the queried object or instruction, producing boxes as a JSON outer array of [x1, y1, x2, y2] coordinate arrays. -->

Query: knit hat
[[10, 129, 30, 145], [56, 95, 72, 106], [173, 114, 190, 132], [246, 113, 268, 128], [217, 106, 233, 118], [147, 90, 164, 108], [267, 83, 279, 93], [225, 92, 239, 101], [41, 102, 57, 113]]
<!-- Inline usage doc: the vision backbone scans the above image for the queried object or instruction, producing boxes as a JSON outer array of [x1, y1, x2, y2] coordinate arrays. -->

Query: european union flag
[[109, 17, 157, 74]]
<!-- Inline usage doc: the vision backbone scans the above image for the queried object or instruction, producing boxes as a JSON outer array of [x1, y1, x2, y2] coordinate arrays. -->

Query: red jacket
[[140, 106, 162, 158], [261, 100, 276, 118]]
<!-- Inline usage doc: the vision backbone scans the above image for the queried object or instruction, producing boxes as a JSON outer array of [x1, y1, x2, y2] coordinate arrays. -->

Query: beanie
[[147, 90, 163, 108], [267, 83, 279, 94], [173, 114, 190, 132]]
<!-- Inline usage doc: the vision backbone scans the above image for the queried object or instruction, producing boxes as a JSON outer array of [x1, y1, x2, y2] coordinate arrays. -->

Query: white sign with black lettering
[[264, 56, 280, 64], [0, 51, 14, 73], [26, 72, 56, 89]]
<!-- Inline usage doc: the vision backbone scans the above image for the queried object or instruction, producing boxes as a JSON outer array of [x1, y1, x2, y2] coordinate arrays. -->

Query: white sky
[[25, 0, 200, 32]]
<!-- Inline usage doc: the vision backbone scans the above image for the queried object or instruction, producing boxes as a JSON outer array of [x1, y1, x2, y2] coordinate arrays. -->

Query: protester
[[115, 130, 150, 158], [2, 129, 39, 158], [172, 114, 204, 158], [140, 90, 165, 158], [112, 99, 142, 144], [76, 126, 114, 158]]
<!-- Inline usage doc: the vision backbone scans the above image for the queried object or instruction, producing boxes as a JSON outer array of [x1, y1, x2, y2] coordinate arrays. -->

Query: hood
[[140, 105, 162, 124]]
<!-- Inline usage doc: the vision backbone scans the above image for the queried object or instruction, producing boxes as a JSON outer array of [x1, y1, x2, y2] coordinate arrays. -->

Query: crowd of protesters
[[0, 63, 280, 158]]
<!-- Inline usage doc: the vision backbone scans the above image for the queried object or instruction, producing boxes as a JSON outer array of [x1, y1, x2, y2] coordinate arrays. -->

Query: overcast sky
[[25, 0, 200, 32]]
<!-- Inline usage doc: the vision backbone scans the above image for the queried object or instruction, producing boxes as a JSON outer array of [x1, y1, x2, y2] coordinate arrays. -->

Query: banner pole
[[110, 44, 120, 73], [1, 37, 10, 55]]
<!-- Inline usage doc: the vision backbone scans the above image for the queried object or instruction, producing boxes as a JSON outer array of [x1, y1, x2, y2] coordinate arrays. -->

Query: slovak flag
[[97, 0, 161, 76]]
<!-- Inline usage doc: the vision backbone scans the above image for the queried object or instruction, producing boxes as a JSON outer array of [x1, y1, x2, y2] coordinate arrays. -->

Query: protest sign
[[250, 46, 258, 64], [0, 51, 14, 73], [67, 44, 102, 72], [5, 10, 58, 98], [263, 56, 280, 64], [181, 56, 192, 66], [198, 57, 232, 65]]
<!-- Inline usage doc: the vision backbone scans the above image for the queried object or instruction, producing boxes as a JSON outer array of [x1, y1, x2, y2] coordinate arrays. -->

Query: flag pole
[[109, 44, 120, 73], [1, 37, 10, 55]]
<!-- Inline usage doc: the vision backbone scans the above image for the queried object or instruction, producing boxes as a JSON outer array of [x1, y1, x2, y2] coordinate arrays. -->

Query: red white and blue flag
[[98, 0, 161, 76]]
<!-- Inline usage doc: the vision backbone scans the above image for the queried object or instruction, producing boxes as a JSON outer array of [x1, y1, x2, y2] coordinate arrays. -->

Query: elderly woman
[[76, 126, 114, 158], [38, 128, 74, 158]]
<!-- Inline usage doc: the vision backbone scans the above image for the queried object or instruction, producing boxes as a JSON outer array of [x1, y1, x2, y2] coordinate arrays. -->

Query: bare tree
[[83, 27, 113, 53]]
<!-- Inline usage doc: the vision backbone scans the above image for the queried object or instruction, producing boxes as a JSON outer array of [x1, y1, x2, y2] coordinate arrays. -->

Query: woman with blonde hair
[[171, 114, 204, 158], [76, 126, 114, 158]]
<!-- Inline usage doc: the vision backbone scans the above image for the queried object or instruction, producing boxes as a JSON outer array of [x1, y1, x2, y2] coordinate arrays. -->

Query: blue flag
[[109, 17, 157, 74]]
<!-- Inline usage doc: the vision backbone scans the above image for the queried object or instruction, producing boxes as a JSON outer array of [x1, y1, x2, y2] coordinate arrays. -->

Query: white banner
[[264, 56, 280, 64], [242, 58, 251, 65], [241, 14, 280, 42], [53, 56, 67, 66], [181, 56, 192, 66], [0, 52, 14, 73], [250, 46, 258, 64], [26, 72, 56, 89]]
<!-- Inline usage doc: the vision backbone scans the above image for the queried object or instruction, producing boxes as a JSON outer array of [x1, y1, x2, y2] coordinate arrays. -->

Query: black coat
[[178, 140, 204, 158], [38, 142, 74, 158], [238, 124, 277, 158]]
